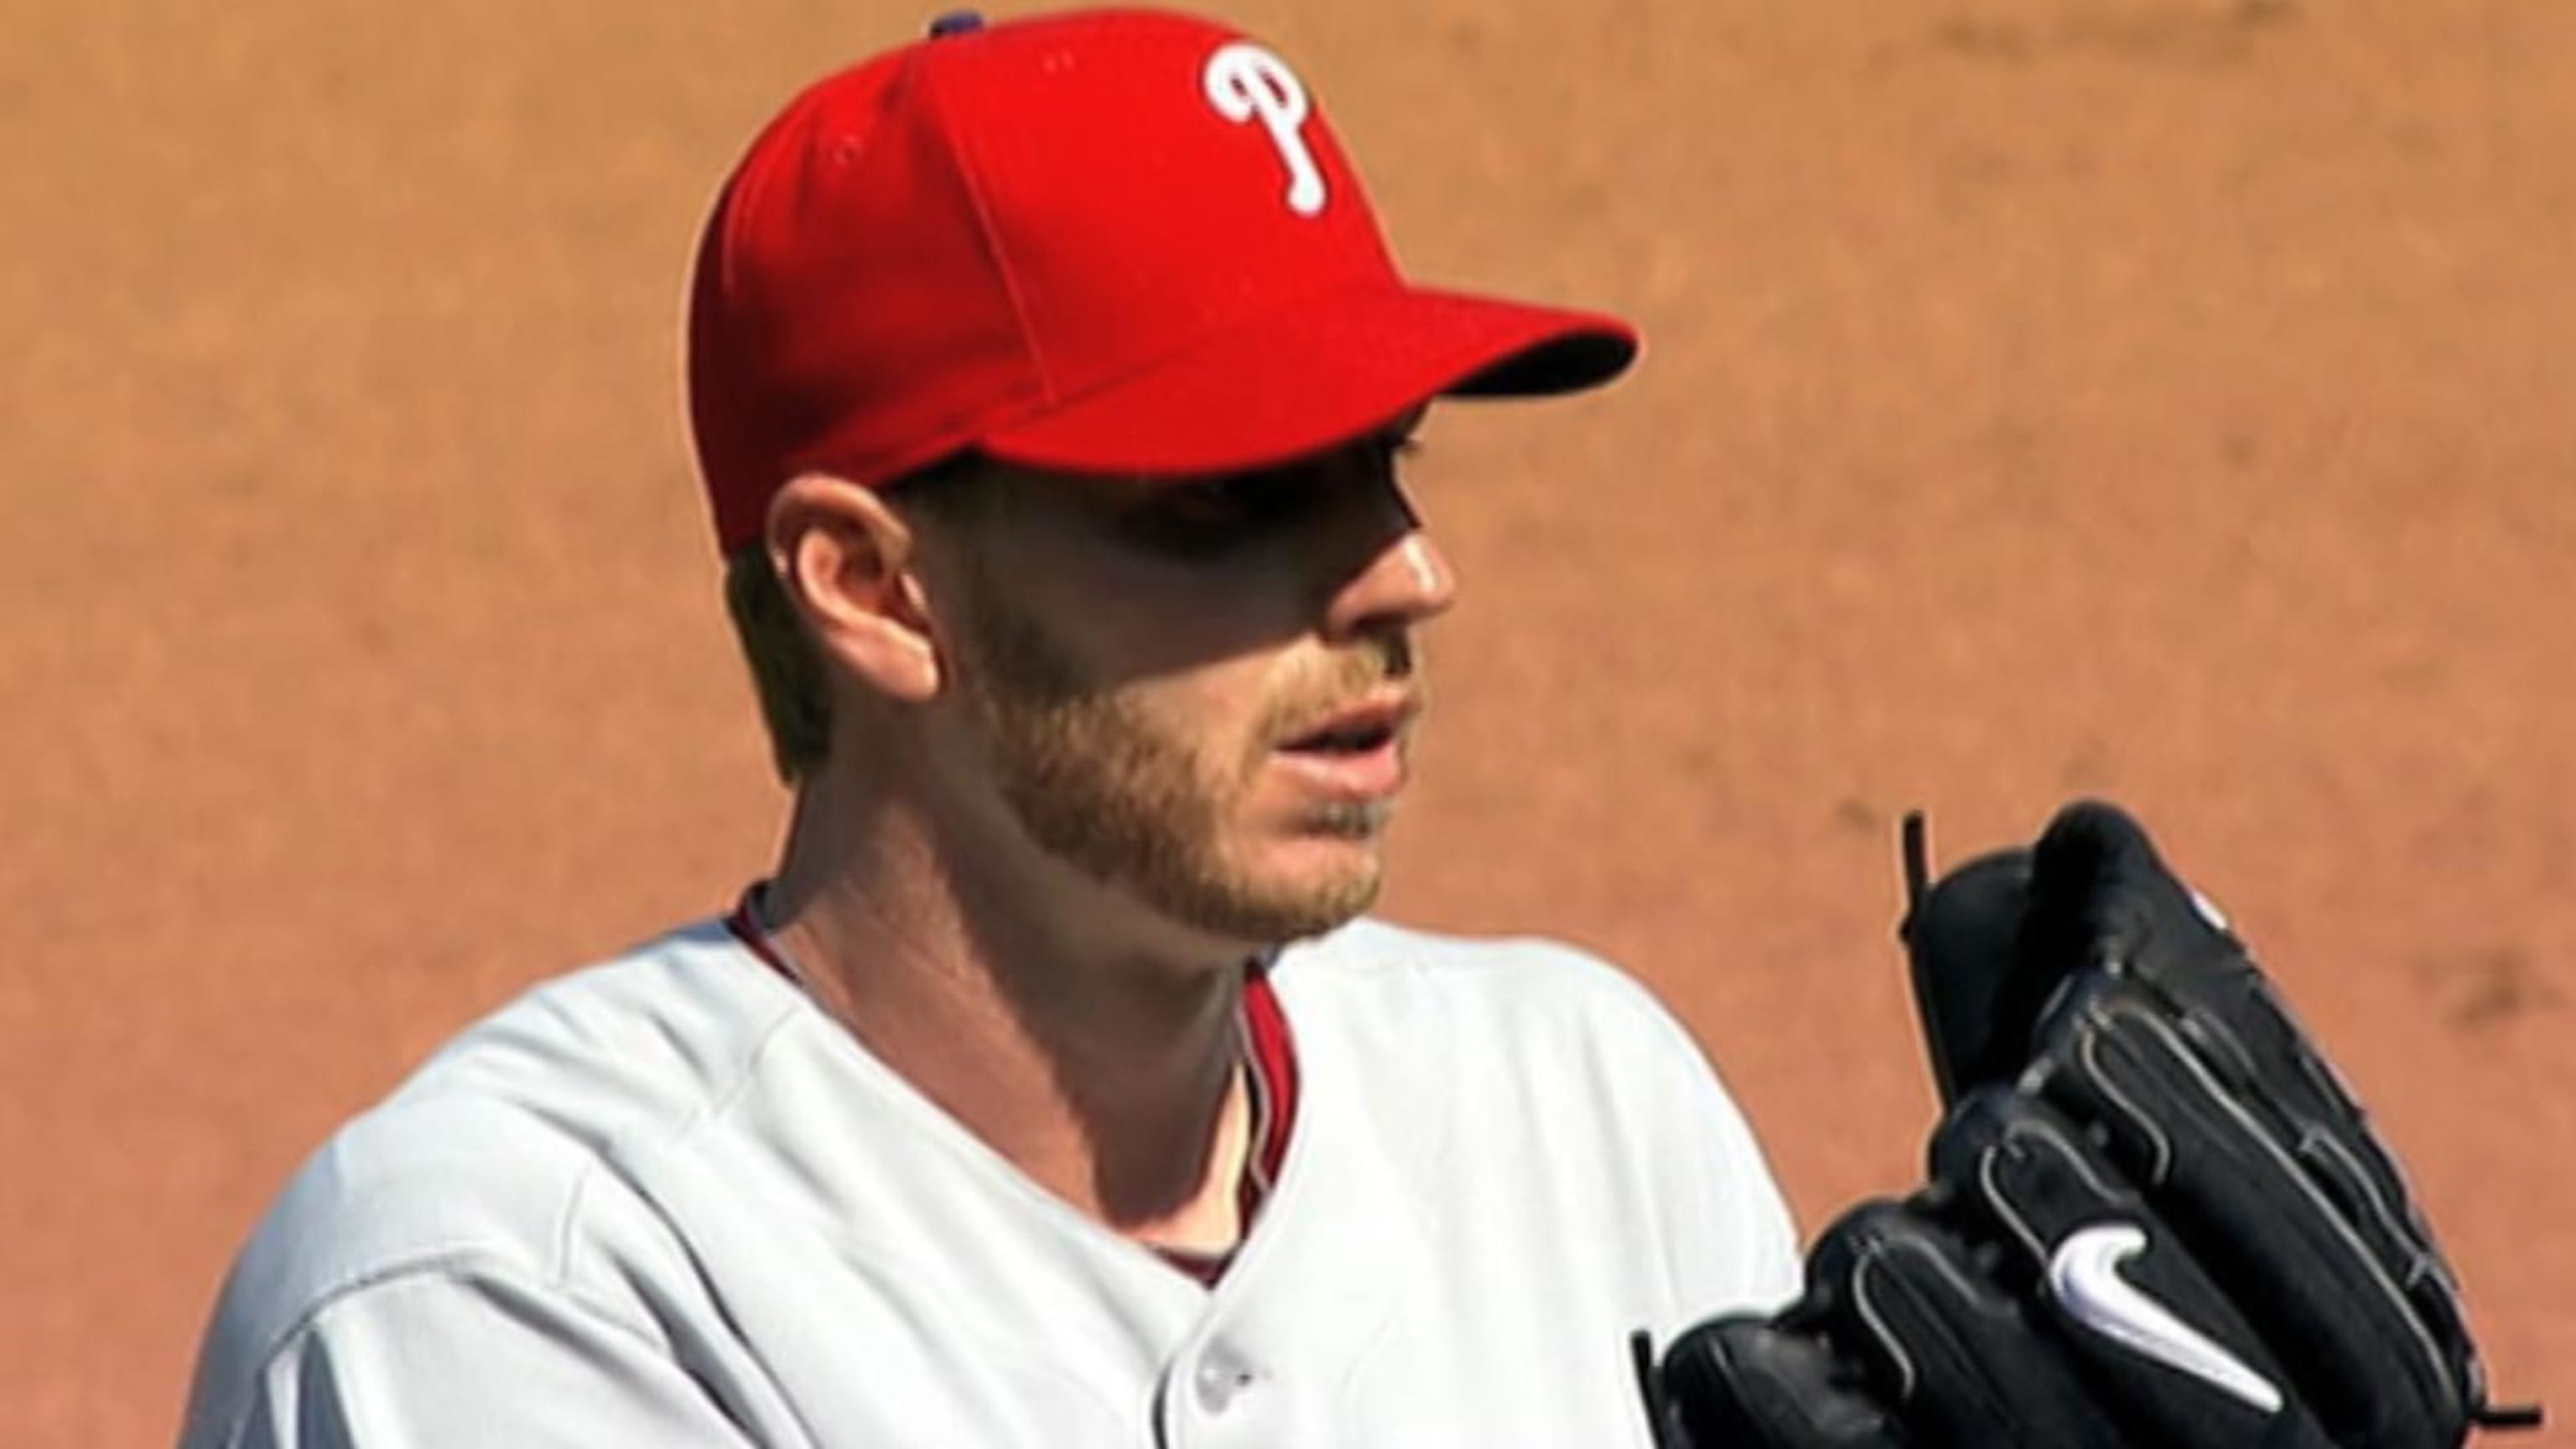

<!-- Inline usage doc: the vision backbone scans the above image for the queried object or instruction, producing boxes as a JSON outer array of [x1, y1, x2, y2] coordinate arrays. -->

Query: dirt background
[[5, 0, 2570, 1441]]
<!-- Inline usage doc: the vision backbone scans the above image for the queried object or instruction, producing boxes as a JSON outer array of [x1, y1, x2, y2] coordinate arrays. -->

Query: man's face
[[922, 414, 1453, 947]]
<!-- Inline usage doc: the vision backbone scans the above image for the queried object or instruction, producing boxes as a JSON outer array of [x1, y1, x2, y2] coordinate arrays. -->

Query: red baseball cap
[[687, 7, 1639, 552]]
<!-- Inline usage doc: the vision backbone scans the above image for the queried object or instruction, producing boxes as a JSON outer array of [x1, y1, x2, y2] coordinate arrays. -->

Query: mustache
[[1255, 633, 1425, 745]]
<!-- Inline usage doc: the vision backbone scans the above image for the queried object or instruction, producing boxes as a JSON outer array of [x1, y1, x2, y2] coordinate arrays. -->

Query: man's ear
[[766, 474, 943, 704]]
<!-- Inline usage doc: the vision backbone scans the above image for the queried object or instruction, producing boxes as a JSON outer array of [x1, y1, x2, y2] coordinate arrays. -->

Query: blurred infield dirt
[[4, 1, 2571, 1442]]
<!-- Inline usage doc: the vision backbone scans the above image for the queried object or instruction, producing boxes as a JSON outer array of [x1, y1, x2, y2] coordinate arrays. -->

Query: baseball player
[[183, 8, 2530, 1446], [178, 9, 1803, 1445]]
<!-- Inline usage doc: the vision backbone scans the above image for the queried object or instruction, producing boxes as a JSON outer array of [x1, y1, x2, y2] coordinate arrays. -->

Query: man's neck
[[759, 790, 1258, 1252]]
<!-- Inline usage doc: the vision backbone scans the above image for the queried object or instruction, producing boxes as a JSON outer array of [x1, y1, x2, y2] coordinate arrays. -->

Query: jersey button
[[1192, 1344, 1263, 1413]]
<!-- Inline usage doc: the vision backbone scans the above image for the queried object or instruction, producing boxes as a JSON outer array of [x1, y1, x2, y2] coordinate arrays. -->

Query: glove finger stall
[[2031, 972, 2469, 1449], [1806, 1197, 2127, 1448], [2034, 803, 2459, 1326], [1655, 1316, 1911, 1449], [1932, 1087, 2331, 1449]]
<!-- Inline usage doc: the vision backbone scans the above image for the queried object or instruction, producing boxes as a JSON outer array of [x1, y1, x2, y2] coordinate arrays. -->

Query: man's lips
[[1270, 690, 1422, 802], [1274, 689, 1423, 756]]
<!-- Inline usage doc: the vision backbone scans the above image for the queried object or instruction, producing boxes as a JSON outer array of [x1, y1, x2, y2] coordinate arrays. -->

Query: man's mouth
[[1280, 718, 1399, 756], [1270, 691, 1420, 805], [1276, 693, 1419, 756]]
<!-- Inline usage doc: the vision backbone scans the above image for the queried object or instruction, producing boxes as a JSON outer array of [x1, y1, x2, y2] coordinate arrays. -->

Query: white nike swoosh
[[2048, 1223, 2285, 1415]]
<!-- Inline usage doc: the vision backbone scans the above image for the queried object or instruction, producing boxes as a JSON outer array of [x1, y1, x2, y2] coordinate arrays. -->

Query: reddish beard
[[945, 585, 1416, 945]]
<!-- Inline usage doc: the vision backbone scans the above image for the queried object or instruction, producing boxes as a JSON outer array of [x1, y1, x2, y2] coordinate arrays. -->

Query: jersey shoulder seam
[[211, 1245, 676, 1449]]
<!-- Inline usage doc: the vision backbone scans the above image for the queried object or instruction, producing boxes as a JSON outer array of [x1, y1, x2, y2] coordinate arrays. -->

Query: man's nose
[[1323, 508, 1459, 639]]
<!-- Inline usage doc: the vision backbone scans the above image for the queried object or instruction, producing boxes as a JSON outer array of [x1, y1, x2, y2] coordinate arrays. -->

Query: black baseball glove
[[1635, 799, 2539, 1448]]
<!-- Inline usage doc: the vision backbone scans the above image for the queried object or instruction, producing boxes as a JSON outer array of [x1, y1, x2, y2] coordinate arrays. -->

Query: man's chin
[[1151, 852, 1384, 948]]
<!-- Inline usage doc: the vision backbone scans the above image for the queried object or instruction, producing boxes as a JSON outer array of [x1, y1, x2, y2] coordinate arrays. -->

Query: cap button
[[926, 10, 984, 38]]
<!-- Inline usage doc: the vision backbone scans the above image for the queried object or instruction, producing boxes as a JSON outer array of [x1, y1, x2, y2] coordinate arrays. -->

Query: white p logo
[[1202, 41, 1327, 218]]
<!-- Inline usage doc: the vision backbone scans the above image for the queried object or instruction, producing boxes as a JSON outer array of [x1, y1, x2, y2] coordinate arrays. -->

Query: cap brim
[[978, 283, 1637, 479]]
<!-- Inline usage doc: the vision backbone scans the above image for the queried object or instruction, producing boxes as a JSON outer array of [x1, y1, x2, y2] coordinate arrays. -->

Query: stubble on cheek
[[947, 588, 1384, 944]]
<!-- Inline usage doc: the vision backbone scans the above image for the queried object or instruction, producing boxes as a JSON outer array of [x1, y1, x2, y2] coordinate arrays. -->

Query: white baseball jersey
[[180, 914, 1800, 1447]]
